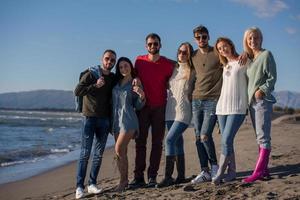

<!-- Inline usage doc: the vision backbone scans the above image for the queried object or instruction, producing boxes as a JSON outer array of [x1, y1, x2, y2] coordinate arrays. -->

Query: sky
[[0, 0, 300, 94]]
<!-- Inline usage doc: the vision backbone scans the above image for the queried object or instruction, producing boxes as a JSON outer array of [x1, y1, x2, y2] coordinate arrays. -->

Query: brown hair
[[214, 37, 239, 66]]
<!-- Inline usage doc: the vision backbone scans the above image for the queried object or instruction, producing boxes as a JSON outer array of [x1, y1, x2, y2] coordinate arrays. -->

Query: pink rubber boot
[[242, 148, 271, 183], [259, 147, 270, 178]]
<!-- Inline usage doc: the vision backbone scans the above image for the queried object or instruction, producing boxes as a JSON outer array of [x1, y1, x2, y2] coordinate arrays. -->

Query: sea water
[[0, 110, 114, 184]]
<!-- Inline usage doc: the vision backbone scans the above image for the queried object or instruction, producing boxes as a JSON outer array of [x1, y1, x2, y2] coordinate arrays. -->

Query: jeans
[[165, 121, 188, 156], [249, 98, 273, 149], [134, 105, 166, 179], [217, 114, 245, 156], [192, 99, 218, 171], [76, 117, 110, 188]]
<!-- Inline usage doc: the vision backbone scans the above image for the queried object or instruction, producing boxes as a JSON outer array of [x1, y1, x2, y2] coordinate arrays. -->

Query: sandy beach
[[0, 115, 299, 200]]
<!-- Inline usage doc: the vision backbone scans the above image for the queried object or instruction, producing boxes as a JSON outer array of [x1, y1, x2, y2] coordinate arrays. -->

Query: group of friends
[[74, 25, 277, 199]]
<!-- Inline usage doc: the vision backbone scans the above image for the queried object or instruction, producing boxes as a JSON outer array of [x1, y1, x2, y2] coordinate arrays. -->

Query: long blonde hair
[[243, 27, 263, 59], [176, 42, 194, 80]]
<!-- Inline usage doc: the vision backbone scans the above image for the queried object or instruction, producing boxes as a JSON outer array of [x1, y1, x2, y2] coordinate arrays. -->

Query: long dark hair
[[115, 57, 136, 82]]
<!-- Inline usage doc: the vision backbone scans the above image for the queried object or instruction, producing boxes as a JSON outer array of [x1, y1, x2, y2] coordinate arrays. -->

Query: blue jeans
[[217, 114, 245, 156], [192, 99, 218, 170], [249, 98, 273, 149], [165, 121, 188, 156], [76, 117, 110, 188]]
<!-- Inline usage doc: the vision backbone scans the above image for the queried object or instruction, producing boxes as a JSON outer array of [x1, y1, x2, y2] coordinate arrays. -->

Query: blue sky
[[0, 0, 299, 93]]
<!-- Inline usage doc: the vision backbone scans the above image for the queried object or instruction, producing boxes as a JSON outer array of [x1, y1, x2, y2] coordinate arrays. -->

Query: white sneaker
[[75, 187, 84, 199], [191, 171, 211, 184], [211, 164, 219, 178], [87, 184, 102, 194]]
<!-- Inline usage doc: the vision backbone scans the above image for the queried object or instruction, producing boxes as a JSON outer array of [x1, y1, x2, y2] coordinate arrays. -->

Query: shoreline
[[1, 121, 299, 199], [0, 135, 115, 185]]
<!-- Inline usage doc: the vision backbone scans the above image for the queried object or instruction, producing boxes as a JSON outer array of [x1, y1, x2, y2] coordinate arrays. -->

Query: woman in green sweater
[[242, 27, 277, 183]]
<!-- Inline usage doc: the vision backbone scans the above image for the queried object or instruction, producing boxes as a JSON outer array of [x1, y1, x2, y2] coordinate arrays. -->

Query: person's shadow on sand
[[237, 163, 300, 180]]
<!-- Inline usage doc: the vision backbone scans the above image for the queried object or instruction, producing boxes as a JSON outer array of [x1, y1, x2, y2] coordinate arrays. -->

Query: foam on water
[[0, 110, 115, 184]]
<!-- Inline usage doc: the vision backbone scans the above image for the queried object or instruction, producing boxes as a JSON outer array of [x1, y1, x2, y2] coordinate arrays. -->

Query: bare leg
[[114, 131, 135, 192]]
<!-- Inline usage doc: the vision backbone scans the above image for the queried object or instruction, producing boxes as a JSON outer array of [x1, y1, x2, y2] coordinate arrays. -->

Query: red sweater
[[135, 55, 173, 107]]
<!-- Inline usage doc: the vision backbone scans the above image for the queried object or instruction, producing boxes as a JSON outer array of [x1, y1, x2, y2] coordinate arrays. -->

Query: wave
[[0, 119, 82, 128], [1, 160, 27, 167], [50, 148, 70, 153], [0, 115, 82, 122], [0, 147, 73, 168]]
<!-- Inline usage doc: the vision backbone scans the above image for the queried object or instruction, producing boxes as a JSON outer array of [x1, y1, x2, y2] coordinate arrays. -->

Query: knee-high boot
[[259, 147, 270, 178], [175, 154, 186, 184], [223, 153, 236, 182], [212, 154, 230, 185], [242, 148, 271, 183], [156, 156, 175, 188]]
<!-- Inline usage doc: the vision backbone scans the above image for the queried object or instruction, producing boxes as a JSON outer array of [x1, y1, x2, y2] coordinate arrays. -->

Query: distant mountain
[[0, 89, 299, 110], [0, 90, 75, 110], [273, 91, 300, 109]]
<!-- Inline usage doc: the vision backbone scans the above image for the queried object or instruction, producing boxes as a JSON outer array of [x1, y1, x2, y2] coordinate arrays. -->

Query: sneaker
[[191, 171, 211, 184], [128, 178, 146, 189], [211, 164, 219, 179], [145, 177, 157, 188], [87, 184, 102, 194], [75, 187, 84, 199]]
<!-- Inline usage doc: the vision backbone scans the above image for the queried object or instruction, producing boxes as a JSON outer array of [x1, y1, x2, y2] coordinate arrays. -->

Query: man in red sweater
[[129, 33, 174, 188]]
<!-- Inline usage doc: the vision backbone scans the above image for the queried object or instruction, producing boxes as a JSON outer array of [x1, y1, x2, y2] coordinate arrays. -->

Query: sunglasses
[[194, 35, 208, 41], [147, 42, 159, 47], [178, 50, 188, 56], [104, 57, 116, 63]]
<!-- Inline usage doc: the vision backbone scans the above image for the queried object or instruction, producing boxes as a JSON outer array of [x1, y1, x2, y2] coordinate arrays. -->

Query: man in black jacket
[[74, 49, 116, 199]]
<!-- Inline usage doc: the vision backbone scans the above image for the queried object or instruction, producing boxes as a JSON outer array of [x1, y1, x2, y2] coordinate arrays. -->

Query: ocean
[[0, 110, 114, 185]]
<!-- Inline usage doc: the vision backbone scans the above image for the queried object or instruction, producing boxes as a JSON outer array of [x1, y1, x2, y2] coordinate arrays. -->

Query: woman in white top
[[156, 42, 194, 188], [212, 37, 248, 184]]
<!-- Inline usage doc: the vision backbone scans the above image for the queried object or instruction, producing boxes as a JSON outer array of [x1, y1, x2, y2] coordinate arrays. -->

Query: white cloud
[[285, 27, 297, 34], [231, 0, 288, 18]]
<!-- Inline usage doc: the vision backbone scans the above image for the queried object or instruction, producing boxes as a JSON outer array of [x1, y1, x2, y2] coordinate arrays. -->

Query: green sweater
[[247, 49, 277, 104]]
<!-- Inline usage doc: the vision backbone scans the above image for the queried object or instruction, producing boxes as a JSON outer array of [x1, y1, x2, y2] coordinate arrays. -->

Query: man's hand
[[95, 77, 105, 88]]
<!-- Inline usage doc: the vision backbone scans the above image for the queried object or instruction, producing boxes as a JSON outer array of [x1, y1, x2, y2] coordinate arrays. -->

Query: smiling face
[[194, 32, 209, 49], [118, 60, 132, 78], [146, 37, 161, 55], [247, 31, 262, 51], [216, 40, 232, 59], [177, 44, 189, 63], [102, 52, 116, 71]]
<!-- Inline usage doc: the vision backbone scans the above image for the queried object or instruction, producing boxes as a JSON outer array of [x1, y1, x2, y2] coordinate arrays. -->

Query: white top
[[165, 62, 193, 124], [216, 60, 248, 115]]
